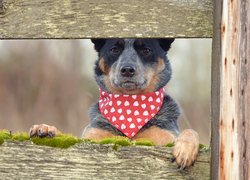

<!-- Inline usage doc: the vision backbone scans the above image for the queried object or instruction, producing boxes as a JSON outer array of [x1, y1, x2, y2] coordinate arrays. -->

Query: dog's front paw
[[172, 129, 199, 169], [29, 124, 61, 138]]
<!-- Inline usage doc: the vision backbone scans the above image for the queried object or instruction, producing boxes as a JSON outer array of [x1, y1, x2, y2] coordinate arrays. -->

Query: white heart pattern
[[117, 101, 122, 106], [99, 88, 165, 138], [111, 107, 115, 113], [143, 111, 149, 116], [112, 116, 117, 122], [124, 101, 130, 106], [141, 96, 146, 101], [156, 98, 161, 103], [121, 124, 126, 130], [133, 101, 139, 106], [134, 110, 139, 116], [127, 109, 132, 114], [141, 104, 146, 109], [137, 118, 142, 122], [119, 115, 125, 120], [130, 123, 135, 129], [148, 97, 153, 102], [132, 95, 137, 99]]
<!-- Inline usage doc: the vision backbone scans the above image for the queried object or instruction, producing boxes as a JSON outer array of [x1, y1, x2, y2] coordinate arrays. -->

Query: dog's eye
[[141, 47, 152, 56], [110, 47, 120, 54]]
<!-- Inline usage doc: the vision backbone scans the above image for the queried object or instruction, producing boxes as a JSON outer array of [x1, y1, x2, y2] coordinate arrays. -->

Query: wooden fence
[[0, 0, 249, 179]]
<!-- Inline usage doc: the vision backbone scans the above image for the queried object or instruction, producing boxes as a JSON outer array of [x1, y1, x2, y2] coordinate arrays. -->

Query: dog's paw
[[29, 124, 61, 138], [172, 129, 199, 169]]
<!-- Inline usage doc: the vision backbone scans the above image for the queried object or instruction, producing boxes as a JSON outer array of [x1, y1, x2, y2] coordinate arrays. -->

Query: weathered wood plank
[[0, 141, 210, 179], [0, 0, 212, 38], [212, 0, 250, 179], [210, 0, 221, 179], [239, 0, 250, 178]]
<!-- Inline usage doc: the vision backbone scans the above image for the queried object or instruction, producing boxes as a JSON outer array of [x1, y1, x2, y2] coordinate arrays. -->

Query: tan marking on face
[[141, 68, 159, 93], [103, 75, 122, 94], [157, 57, 165, 72], [141, 58, 165, 93], [82, 128, 115, 140], [133, 126, 175, 145], [99, 57, 109, 74]]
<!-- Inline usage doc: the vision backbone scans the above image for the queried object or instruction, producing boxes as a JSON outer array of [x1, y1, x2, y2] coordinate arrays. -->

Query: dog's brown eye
[[141, 47, 151, 55], [110, 47, 120, 54]]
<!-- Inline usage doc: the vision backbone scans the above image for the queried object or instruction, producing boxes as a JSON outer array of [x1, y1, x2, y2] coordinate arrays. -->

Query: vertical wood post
[[212, 0, 250, 179]]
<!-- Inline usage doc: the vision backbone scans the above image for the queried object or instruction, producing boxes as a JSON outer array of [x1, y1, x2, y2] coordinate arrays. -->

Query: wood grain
[[212, 0, 250, 179], [0, 141, 210, 179], [210, 0, 222, 179], [0, 0, 212, 38]]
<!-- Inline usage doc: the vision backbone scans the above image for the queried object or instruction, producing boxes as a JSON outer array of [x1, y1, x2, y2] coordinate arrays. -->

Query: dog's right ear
[[91, 39, 106, 52], [157, 38, 175, 52]]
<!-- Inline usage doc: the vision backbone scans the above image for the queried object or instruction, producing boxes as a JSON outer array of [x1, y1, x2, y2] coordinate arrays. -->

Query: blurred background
[[0, 39, 211, 144]]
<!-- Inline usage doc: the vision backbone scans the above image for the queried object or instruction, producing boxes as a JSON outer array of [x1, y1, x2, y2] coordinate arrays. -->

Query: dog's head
[[91, 38, 174, 94]]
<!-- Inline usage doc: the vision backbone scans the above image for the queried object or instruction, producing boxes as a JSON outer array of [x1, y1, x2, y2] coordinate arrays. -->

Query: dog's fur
[[29, 39, 199, 169]]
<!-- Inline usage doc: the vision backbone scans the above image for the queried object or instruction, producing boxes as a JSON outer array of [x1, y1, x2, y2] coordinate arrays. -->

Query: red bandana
[[99, 88, 165, 138]]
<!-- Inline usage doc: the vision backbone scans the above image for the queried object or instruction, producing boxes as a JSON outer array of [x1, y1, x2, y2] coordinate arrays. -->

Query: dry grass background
[[0, 39, 211, 144]]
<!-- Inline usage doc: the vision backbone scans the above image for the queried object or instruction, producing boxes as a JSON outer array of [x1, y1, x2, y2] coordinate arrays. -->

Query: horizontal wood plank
[[0, 0, 212, 38], [0, 141, 210, 179]]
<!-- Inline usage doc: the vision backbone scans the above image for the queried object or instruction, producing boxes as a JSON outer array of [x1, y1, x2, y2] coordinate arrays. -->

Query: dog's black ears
[[91, 39, 106, 52], [158, 38, 175, 51]]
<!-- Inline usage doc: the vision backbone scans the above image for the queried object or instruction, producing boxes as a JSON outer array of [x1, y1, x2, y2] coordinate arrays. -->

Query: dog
[[29, 39, 199, 169]]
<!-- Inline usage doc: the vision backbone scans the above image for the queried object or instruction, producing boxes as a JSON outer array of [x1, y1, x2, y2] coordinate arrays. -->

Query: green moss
[[1, 129, 209, 151], [0, 137, 4, 145], [0, 129, 11, 140], [199, 144, 209, 151], [96, 136, 132, 146], [31, 134, 83, 149], [112, 144, 120, 151], [12, 132, 30, 141], [165, 143, 175, 147], [134, 139, 154, 146]]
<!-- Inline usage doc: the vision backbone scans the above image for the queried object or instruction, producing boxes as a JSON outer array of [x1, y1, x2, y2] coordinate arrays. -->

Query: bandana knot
[[99, 88, 165, 138]]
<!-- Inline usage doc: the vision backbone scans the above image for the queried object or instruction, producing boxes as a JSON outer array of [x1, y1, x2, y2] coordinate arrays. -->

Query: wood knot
[[222, 24, 226, 33], [224, 57, 227, 66], [231, 151, 234, 159]]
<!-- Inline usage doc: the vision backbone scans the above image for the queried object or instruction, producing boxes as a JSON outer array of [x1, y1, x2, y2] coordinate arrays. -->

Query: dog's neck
[[98, 88, 165, 138]]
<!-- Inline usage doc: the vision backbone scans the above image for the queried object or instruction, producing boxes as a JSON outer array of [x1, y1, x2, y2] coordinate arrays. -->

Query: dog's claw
[[171, 157, 176, 163], [179, 164, 186, 170], [48, 131, 55, 138], [191, 160, 195, 166], [29, 130, 33, 138]]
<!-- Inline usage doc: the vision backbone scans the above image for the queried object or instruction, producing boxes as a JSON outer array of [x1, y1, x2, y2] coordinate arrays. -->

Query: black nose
[[120, 65, 136, 77]]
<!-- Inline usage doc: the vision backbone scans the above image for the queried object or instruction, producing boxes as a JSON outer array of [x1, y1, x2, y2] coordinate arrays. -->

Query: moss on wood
[[31, 134, 84, 148], [0, 130, 209, 151]]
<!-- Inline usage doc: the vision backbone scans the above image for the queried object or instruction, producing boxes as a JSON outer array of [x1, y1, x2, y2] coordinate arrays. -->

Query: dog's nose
[[120, 65, 136, 77]]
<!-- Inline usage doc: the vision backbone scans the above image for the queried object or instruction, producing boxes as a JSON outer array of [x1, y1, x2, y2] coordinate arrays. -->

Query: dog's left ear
[[158, 38, 175, 51], [91, 39, 106, 52]]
